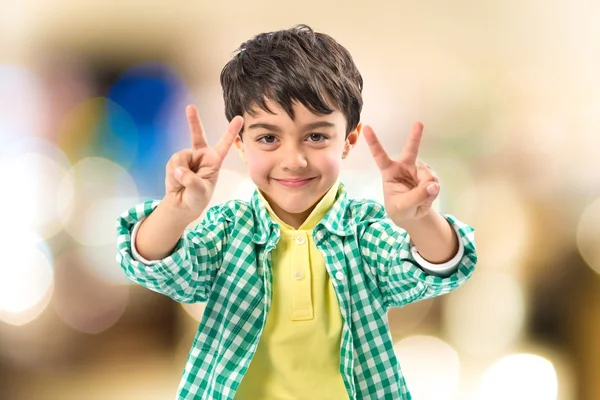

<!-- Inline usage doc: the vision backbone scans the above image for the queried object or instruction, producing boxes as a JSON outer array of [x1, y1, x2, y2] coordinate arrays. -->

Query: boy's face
[[234, 99, 359, 227]]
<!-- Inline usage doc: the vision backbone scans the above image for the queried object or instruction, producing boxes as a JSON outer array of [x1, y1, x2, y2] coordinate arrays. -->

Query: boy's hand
[[363, 122, 440, 228], [164, 105, 244, 220]]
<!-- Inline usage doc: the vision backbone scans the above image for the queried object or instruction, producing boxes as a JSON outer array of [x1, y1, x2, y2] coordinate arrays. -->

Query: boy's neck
[[269, 203, 316, 230], [258, 181, 340, 230]]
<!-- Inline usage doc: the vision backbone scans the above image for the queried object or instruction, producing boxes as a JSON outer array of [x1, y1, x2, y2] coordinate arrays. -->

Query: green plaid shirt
[[116, 183, 477, 399]]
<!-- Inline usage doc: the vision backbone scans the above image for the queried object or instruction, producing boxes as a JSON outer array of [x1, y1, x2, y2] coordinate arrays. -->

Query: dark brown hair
[[220, 24, 363, 136]]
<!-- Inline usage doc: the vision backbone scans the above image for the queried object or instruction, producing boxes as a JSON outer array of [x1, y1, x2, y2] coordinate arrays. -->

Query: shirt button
[[315, 231, 324, 241], [295, 236, 306, 245], [335, 271, 344, 281], [293, 270, 304, 280]]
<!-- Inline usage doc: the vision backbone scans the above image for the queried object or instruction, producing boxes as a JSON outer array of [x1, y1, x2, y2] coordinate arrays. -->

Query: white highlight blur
[[0, 232, 54, 325], [394, 335, 460, 400], [577, 196, 600, 274], [476, 353, 558, 400], [444, 270, 526, 358], [58, 157, 139, 246]]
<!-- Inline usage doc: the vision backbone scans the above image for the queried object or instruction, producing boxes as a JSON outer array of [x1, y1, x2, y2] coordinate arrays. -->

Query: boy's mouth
[[272, 177, 315, 188]]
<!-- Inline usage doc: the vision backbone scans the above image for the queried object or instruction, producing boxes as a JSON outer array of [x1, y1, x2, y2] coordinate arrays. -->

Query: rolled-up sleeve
[[116, 201, 230, 303], [360, 214, 477, 309]]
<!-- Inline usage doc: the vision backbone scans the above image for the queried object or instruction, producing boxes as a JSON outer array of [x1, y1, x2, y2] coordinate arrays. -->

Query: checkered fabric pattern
[[116, 183, 477, 399]]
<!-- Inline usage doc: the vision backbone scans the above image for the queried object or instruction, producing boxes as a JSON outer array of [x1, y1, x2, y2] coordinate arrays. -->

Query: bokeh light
[[108, 63, 187, 128], [0, 232, 54, 326], [454, 177, 531, 273], [387, 299, 434, 337], [476, 353, 558, 400], [0, 139, 71, 239], [0, 64, 48, 154], [53, 249, 129, 334], [56, 97, 139, 168], [107, 62, 190, 197], [72, 245, 131, 285], [58, 157, 139, 246], [393, 335, 460, 400], [443, 270, 526, 358], [577, 196, 600, 274]]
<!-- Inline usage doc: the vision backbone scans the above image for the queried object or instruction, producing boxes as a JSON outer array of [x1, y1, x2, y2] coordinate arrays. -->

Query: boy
[[116, 25, 477, 400]]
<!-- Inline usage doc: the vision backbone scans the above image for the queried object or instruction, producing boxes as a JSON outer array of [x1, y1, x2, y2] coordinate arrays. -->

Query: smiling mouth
[[272, 177, 315, 187]]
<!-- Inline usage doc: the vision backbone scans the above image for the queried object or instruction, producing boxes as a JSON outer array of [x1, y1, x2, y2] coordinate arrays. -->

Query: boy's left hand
[[363, 122, 440, 228]]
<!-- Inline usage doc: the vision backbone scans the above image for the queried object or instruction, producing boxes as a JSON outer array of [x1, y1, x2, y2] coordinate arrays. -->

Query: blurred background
[[0, 0, 599, 399]]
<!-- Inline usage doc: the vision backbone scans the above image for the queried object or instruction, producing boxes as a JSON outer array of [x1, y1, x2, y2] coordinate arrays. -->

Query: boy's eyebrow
[[246, 121, 336, 132], [247, 123, 282, 132], [303, 121, 336, 130]]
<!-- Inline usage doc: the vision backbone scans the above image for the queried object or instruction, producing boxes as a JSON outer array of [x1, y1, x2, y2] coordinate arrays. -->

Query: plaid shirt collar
[[249, 181, 356, 244]]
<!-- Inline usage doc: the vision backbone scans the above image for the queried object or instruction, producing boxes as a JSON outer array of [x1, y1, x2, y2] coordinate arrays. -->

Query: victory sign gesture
[[165, 105, 244, 219], [363, 122, 440, 228]]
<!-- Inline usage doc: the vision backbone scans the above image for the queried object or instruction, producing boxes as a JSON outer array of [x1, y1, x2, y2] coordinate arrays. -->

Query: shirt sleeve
[[130, 218, 160, 264], [116, 200, 230, 303], [410, 223, 465, 277], [359, 214, 477, 309]]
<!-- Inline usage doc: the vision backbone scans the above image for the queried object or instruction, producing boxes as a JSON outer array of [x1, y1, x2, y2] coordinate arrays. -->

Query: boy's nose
[[280, 149, 308, 171]]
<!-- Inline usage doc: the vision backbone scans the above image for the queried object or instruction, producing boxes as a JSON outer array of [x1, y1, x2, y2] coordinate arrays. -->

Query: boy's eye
[[257, 135, 277, 144], [307, 133, 327, 142]]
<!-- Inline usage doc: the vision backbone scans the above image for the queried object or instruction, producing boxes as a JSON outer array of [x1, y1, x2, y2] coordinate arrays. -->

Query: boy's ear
[[234, 134, 247, 163], [342, 123, 361, 159]]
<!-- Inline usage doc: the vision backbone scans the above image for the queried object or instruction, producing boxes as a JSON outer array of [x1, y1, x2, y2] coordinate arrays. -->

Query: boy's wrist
[[160, 194, 204, 228], [397, 212, 460, 264], [393, 211, 440, 233]]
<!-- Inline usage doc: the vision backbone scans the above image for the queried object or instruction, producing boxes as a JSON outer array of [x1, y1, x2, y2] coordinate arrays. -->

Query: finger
[[214, 116, 244, 158], [170, 150, 193, 170], [399, 122, 424, 165], [401, 181, 439, 208], [416, 161, 439, 184], [175, 166, 201, 189], [167, 150, 192, 185], [187, 105, 208, 150], [362, 125, 393, 171]]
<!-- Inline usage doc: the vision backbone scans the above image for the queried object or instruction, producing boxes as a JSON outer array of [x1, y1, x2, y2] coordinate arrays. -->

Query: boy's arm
[[115, 105, 242, 303], [359, 212, 476, 309], [134, 195, 198, 261], [402, 211, 460, 265], [116, 200, 229, 304], [359, 121, 478, 306]]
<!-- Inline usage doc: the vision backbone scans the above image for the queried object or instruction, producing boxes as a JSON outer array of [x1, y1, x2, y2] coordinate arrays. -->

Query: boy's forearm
[[135, 198, 200, 261], [399, 212, 459, 264]]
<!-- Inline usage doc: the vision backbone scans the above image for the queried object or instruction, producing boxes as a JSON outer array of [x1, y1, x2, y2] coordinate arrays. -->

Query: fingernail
[[427, 183, 439, 195]]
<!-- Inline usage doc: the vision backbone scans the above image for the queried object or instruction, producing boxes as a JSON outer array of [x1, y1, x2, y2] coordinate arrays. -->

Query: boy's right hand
[[164, 105, 244, 222]]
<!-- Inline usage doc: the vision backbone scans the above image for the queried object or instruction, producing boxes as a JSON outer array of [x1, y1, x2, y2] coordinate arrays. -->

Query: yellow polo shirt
[[235, 182, 348, 399]]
